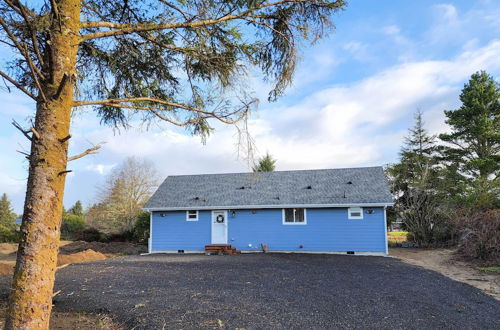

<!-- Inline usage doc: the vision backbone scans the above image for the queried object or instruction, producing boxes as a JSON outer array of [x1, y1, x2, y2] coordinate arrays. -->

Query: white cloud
[[435, 3, 459, 23], [66, 41, 500, 178], [382, 25, 400, 36], [248, 40, 500, 168], [341, 41, 372, 62], [85, 163, 116, 175], [426, 3, 500, 46], [0, 91, 34, 117]]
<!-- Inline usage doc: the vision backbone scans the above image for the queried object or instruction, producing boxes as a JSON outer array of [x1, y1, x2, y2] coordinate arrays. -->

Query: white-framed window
[[348, 207, 363, 219], [282, 208, 307, 225], [186, 210, 199, 221]]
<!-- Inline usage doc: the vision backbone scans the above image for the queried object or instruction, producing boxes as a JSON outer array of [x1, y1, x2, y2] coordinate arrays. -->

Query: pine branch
[[68, 144, 102, 162], [16, 149, 30, 159], [14, 0, 45, 68], [23, 43, 47, 103], [0, 16, 46, 80], [0, 70, 36, 100], [3, 0, 36, 18], [12, 119, 32, 141], [73, 97, 256, 125], [79, 0, 341, 41]]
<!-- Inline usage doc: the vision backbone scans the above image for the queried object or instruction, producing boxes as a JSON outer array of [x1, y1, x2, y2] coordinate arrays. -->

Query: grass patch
[[477, 267, 500, 272], [387, 231, 408, 237], [387, 232, 408, 245]]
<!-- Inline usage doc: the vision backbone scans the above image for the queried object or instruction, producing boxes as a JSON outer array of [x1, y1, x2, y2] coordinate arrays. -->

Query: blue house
[[144, 166, 393, 255]]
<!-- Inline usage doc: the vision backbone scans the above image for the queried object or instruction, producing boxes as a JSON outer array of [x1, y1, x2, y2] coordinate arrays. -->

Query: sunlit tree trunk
[[5, 1, 81, 328]]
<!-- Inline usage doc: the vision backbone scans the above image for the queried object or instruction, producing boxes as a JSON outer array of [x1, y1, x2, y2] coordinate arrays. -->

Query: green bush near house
[[61, 214, 86, 239], [0, 224, 20, 243], [134, 212, 150, 244], [74, 227, 103, 242]]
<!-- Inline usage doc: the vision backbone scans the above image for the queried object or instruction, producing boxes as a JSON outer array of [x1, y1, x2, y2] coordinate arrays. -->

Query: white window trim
[[348, 207, 363, 220], [186, 210, 199, 221], [282, 208, 307, 225]]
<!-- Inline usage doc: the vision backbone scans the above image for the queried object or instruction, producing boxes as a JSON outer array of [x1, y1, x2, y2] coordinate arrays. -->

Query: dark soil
[[0, 301, 119, 329], [1, 253, 499, 329]]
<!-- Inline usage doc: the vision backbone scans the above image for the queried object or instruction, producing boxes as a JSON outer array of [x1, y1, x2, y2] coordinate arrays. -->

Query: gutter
[[143, 202, 394, 212]]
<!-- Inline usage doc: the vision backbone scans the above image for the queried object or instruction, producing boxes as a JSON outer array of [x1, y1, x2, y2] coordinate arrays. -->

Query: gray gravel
[[1, 253, 499, 329]]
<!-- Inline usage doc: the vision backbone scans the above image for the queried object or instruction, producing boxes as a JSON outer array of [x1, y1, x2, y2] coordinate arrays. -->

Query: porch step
[[205, 244, 241, 255]]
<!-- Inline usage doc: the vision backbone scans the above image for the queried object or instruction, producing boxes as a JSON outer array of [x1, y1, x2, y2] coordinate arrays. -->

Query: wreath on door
[[216, 215, 225, 223]]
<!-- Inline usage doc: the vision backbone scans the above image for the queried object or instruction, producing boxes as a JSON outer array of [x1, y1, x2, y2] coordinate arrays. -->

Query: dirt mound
[[0, 261, 15, 275], [0, 241, 143, 275], [0, 243, 18, 255], [57, 249, 107, 266], [0, 249, 109, 275], [59, 241, 146, 255]]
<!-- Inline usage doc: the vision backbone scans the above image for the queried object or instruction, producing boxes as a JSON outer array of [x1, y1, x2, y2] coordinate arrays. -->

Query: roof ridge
[[166, 166, 383, 178]]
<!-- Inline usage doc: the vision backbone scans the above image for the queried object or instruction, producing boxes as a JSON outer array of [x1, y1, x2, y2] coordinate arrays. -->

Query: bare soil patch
[[0, 241, 76, 275], [390, 248, 500, 300], [0, 262, 14, 276], [0, 243, 18, 255], [0, 241, 146, 275], [59, 241, 146, 255], [57, 249, 107, 266]]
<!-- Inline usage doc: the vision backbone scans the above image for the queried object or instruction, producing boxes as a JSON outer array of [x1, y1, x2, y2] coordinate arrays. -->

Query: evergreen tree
[[68, 201, 84, 217], [0, 193, 17, 229], [253, 153, 277, 172], [439, 71, 500, 208], [386, 110, 438, 200], [386, 110, 445, 242]]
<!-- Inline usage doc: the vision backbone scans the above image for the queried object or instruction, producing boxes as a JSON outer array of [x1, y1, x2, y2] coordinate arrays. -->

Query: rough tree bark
[[5, 1, 81, 328]]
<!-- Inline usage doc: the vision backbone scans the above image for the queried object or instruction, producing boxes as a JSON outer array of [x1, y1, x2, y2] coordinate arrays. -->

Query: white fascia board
[[143, 202, 394, 211]]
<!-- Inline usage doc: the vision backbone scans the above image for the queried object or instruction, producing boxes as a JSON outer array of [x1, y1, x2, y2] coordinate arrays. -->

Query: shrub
[[61, 214, 85, 239], [134, 212, 150, 243], [397, 187, 453, 246], [102, 230, 135, 242], [454, 210, 500, 264], [0, 224, 20, 243], [75, 227, 103, 242]]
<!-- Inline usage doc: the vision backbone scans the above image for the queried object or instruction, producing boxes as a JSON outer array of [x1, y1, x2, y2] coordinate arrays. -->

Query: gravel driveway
[[1, 253, 499, 329]]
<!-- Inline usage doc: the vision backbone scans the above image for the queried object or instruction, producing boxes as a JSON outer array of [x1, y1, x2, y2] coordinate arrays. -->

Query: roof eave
[[143, 202, 394, 212]]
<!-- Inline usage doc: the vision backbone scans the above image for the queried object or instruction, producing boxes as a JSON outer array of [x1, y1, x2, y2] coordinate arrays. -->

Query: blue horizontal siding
[[151, 207, 386, 252], [151, 210, 211, 251], [228, 208, 386, 252]]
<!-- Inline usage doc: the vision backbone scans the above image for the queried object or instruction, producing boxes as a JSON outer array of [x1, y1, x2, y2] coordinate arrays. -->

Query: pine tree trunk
[[5, 1, 81, 328]]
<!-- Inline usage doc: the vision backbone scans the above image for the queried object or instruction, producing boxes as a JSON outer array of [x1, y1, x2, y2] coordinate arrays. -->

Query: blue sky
[[1, 0, 500, 213]]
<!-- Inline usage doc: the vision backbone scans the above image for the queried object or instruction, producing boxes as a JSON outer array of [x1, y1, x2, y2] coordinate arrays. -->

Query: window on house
[[186, 210, 199, 221], [283, 208, 306, 224], [348, 207, 363, 219]]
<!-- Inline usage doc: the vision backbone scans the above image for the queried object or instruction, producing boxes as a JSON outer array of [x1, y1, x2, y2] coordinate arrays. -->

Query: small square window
[[283, 208, 307, 225], [186, 210, 198, 221], [348, 207, 363, 220]]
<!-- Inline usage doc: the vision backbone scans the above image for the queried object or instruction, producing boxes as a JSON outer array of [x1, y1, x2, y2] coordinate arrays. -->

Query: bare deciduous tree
[[87, 157, 158, 234]]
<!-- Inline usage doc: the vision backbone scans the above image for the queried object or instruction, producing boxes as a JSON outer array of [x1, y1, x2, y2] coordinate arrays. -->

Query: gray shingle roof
[[144, 166, 393, 210]]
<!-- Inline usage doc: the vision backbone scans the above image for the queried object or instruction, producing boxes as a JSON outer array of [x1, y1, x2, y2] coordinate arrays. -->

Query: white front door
[[211, 210, 228, 244]]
